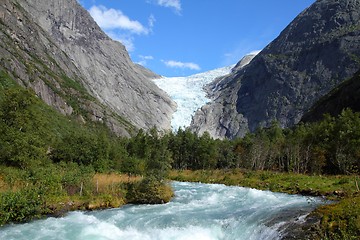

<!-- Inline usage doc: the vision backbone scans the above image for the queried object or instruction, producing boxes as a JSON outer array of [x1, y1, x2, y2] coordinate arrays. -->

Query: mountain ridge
[[0, 0, 176, 136], [190, 0, 360, 139]]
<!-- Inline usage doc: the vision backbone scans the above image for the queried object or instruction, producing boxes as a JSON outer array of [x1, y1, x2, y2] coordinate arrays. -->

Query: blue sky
[[79, 0, 315, 77]]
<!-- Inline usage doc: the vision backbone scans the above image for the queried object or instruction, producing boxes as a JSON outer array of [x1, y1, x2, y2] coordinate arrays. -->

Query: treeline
[[112, 108, 359, 176], [1, 84, 359, 178], [0, 86, 171, 178], [1, 71, 360, 225], [1, 78, 359, 178], [165, 110, 359, 175]]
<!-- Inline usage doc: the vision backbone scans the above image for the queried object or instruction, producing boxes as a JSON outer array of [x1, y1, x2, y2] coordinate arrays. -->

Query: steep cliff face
[[190, 0, 360, 139], [0, 0, 175, 136], [301, 69, 360, 122], [189, 53, 257, 138]]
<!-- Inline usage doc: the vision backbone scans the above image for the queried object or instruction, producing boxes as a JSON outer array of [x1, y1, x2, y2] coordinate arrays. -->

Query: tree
[[266, 121, 285, 171], [145, 128, 172, 180], [329, 109, 360, 174], [51, 130, 111, 171], [126, 128, 172, 180], [0, 88, 47, 168]]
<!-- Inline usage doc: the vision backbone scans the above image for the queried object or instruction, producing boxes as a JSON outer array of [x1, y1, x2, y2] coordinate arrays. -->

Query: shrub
[[0, 188, 44, 225], [126, 177, 173, 204]]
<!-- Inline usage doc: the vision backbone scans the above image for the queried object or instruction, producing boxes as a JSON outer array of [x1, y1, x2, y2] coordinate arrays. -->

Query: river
[[0, 182, 324, 240]]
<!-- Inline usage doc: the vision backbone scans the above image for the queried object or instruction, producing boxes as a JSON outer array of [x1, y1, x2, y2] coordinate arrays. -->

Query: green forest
[[0, 70, 359, 238]]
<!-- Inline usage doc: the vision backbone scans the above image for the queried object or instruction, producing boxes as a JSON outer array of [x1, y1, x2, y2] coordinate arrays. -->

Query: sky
[[79, 0, 315, 77]]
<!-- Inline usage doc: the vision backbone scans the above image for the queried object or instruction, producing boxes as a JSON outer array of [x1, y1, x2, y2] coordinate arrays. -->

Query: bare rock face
[[189, 53, 257, 139], [0, 0, 79, 116], [301, 69, 360, 123], [22, 0, 176, 131], [0, 0, 175, 136], [190, 0, 360, 139]]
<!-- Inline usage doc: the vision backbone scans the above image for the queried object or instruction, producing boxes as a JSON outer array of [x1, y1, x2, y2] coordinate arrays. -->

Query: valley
[[0, 0, 359, 239]]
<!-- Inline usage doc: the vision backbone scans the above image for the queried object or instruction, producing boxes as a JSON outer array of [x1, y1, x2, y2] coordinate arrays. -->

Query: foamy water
[[0, 182, 324, 240]]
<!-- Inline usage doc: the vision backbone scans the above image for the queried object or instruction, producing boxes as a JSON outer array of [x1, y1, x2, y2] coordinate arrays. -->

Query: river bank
[[1, 168, 359, 239], [0, 181, 323, 240], [169, 169, 360, 239], [0, 170, 173, 226]]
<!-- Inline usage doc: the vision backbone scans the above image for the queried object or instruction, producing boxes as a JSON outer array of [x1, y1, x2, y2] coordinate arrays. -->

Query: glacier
[[153, 66, 233, 131]]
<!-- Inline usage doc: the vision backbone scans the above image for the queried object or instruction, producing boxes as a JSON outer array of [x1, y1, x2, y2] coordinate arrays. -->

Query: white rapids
[[0, 181, 325, 240]]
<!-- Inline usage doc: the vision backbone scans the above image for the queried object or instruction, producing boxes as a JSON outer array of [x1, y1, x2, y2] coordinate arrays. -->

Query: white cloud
[[140, 55, 154, 60], [162, 60, 200, 70], [150, 0, 182, 13], [137, 55, 155, 66], [106, 31, 135, 52], [158, 0, 181, 11], [89, 5, 149, 34], [148, 14, 156, 29], [88, 5, 156, 52]]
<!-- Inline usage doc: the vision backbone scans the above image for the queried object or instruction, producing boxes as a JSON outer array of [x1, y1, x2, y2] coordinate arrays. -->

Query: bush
[[126, 177, 173, 204], [0, 188, 44, 225]]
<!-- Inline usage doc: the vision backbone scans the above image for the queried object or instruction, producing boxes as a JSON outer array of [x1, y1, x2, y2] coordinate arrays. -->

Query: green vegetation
[[170, 169, 359, 197], [316, 195, 360, 239], [163, 109, 359, 239], [162, 112, 359, 176], [126, 177, 174, 204], [302, 69, 360, 122], [0, 68, 359, 239], [0, 72, 172, 226]]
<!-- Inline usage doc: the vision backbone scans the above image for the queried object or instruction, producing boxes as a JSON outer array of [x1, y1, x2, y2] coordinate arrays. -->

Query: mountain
[[0, 0, 176, 136], [301, 69, 360, 122], [188, 52, 258, 137], [190, 0, 360, 139], [152, 65, 235, 131]]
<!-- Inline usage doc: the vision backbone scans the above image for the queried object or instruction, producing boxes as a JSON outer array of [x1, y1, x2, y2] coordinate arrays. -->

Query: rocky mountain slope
[[188, 53, 258, 138], [190, 0, 360, 139], [0, 0, 175, 136], [301, 68, 360, 122]]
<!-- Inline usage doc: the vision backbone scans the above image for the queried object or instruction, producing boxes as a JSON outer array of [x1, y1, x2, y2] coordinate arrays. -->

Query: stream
[[0, 181, 324, 240]]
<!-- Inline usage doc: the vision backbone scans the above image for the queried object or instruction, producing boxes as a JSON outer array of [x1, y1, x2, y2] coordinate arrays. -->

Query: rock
[[190, 0, 360, 139], [264, 208, 322, 240], [0, 0, 176, 136], [279, 213, 322, 240], [32, 79, 73, 116], [301, 69, 360, 122], [189, 53, 256, 139]]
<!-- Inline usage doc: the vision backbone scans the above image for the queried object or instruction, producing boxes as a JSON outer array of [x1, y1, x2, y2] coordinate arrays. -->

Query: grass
[[93, 173, 141, 185], [34, 173, 142, 214], [0, 170, 144, 223], [170, 169, 359, 198], [315, 195, 360, 239], [92, 173, 141, 195]]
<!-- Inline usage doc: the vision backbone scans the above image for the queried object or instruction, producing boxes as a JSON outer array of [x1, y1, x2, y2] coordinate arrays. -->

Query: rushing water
[[0, 182, 324, 240]]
